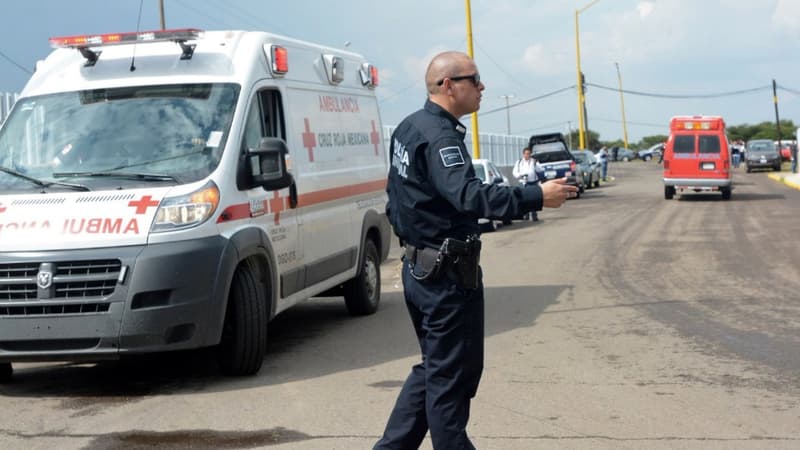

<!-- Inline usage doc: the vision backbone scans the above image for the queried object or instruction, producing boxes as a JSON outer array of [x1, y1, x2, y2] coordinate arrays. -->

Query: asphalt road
[[1, 161, 798, 449]]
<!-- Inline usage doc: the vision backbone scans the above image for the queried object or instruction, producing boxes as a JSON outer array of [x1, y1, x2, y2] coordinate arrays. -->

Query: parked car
[[638, 143, 664, 161], [745, 139, 782, 172], [472, 158, 511, 231], [529, 133, 584, 197], [610, 146, 637, 162], [571, 149, 601, 189]]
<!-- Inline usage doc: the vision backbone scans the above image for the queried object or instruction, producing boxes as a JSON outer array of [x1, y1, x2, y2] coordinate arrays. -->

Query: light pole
[[159, 0, 166, 30], [575, 0, 601, 149], [465, 0, 481, 157], [499, 94, 515, 135], [615, 62, 629, 150]]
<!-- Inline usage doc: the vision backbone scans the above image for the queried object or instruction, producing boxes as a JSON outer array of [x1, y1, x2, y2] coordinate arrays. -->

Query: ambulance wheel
[[344, 239, 381, 316], [721, 188, 731, 200], [218, 261, 268, 376], [0, 363, 11, 382], [594, 178, 600, 188], [664, 186, 675, 200]]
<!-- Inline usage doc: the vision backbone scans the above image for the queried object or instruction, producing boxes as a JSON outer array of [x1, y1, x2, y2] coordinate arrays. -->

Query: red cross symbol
[[302, 118, 317, 162], [370, 120, 381, 156], [268, 191, 285, 225], [0, 203, 6, 213], [128, 195, 160, 214]]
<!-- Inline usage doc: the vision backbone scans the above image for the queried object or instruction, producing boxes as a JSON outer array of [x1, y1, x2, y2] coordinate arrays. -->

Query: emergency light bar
[[670, 116, 723, 131], [49, 28, 203, 65]]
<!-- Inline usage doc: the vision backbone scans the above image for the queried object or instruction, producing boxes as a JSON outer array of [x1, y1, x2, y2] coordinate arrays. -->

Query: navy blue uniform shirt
[[387, 100, 543, 249]]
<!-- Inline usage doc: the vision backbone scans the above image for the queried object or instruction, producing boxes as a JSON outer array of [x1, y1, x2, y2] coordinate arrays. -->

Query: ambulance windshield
[[0, 83, 239, 189]]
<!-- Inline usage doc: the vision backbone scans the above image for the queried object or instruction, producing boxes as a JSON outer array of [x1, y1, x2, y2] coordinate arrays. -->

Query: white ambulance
[[0, 28, 391, 379]]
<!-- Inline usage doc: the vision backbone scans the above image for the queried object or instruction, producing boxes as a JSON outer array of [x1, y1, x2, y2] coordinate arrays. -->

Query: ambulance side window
[[261, 90, 286, 140], [241, 89, 286, 151], [242, 100, 263, 151]]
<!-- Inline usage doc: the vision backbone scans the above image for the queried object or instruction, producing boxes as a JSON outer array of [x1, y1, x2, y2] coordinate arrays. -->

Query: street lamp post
[[499, 95, 515, 135], [575, 0, 601, 150], [465, 0, 481, 158], [615, 62, 629, 149]]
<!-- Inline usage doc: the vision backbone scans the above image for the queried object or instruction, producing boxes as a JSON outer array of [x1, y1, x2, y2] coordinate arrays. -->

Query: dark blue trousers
[[375, 262, 484, 450]]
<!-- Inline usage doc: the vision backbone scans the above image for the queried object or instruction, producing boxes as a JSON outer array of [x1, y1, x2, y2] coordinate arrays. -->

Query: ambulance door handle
[[289, 178, 298, 208]]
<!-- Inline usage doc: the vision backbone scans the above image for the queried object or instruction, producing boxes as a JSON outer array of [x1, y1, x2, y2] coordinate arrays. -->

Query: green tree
[[566, 129, 600, 150]]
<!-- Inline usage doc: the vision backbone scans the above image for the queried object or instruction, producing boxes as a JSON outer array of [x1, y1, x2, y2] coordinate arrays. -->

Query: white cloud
[[403, 46, 450, 83], [520, 43, 565, 76], [773, 0, 800, 34], [636, 1, 655, 18]]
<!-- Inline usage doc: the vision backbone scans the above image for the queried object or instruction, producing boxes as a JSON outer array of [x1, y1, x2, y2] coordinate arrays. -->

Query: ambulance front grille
[[0, 260, 122, 308]]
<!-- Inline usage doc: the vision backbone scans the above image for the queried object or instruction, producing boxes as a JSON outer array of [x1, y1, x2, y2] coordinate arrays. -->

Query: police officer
[[375, 51, 577, 450]]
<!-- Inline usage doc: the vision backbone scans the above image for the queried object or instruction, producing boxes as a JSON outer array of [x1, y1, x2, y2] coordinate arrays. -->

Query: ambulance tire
[[217, 261, 268, 376], [721, 188, 731, 200], [344, 239, 381, 316], [0, 362, 11, 382], [664, 186, 675, 200]]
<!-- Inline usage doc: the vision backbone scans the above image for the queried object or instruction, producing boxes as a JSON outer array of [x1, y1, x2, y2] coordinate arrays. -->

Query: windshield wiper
[[1, 166, 91, 191], [109, 148, 210, 172], [52, 170, 181, 183]]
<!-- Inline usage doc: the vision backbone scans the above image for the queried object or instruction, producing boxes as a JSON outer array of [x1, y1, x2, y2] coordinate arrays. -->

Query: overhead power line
[[0, 50, 32, 75], [586, 82, 771, 99], [172, 0, 234, 29], [479, 85, 576, 117], [777, 84, 800, 96], [473, 39, 531, 90]]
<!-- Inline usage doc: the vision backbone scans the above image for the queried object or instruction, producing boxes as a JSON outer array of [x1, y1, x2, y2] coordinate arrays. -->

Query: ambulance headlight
[[151, 181, 220, 232]]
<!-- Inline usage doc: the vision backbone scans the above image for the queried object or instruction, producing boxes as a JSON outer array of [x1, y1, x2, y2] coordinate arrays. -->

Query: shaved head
[[425, 51, 472, 95], [423, 50, 484, 117]]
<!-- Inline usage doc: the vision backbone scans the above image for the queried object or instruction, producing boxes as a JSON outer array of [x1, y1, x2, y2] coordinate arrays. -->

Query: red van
[[663, 115, 732, 200]]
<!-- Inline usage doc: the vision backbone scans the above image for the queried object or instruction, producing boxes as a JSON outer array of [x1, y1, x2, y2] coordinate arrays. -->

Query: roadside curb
[[767, 172, 800, 190]]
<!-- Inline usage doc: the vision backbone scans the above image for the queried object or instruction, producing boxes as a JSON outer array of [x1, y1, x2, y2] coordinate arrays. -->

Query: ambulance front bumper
[[0, 236, 228, 362]]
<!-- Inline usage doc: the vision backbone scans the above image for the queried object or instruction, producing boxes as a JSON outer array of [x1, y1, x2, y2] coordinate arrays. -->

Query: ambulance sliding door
[[285, 86, 363, 289]]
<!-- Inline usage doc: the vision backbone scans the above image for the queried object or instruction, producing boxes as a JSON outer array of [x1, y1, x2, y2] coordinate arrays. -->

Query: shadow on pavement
[[0, 284, 566, 400]]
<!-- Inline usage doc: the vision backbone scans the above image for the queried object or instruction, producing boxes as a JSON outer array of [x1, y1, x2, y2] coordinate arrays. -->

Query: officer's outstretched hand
[[540, 178, 579, 208]]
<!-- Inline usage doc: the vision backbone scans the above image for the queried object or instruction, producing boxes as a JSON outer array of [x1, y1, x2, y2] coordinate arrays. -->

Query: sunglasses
[[436, 73, 481, 87]]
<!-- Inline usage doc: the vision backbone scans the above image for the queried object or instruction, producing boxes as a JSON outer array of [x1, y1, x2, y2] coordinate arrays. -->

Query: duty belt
[[404, 235, 482, 289]]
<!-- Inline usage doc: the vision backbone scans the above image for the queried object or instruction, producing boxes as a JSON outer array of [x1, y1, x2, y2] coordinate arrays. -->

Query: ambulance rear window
[[673, 135, 695, 154], [698, 135, 720, 153]]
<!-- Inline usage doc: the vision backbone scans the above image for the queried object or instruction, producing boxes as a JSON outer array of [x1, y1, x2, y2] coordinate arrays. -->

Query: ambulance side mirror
[[246, 137, 294, 192]]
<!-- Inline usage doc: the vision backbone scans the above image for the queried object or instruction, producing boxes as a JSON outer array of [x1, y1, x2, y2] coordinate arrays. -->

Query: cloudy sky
[[2, 0, 800, 144]]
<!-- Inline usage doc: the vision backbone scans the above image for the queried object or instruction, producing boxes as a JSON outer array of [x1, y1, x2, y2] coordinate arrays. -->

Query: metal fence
[[1, 92, 19, 125], [383, 125, 527, 168]]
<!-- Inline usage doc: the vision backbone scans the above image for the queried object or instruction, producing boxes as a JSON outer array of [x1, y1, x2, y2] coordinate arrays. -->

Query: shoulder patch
[[439, 146, 466, 167]]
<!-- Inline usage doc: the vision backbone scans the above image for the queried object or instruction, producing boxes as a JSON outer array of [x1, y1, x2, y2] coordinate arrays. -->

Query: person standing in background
[[512, 146, 540, 221], [597, 146, 609, 181]]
